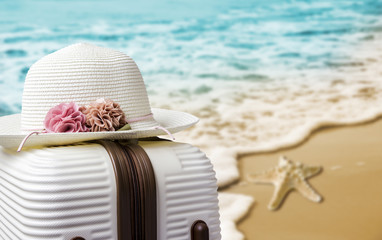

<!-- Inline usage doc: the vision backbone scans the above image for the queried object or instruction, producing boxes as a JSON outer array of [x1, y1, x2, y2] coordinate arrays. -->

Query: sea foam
[[1, 1, 382, 239], [1, 0, 382, 186]]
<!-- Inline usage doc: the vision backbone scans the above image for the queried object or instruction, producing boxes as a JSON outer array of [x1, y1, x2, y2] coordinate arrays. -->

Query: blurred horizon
[[1, 0, 382, 152]]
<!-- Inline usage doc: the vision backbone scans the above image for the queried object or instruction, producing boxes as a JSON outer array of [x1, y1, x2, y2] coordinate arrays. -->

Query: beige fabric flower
[[80, 98, 127, 132]]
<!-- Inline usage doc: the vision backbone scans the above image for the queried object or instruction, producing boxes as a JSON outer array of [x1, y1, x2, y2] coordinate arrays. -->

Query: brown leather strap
[[99, 141, 157, 240]]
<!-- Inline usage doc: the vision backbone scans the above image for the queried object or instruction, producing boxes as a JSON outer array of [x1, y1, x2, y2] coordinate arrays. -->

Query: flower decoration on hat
[[16, 96, 177, 152], [44, 102, 89, 133], [17, 98, 132, 152], [44, 98, 127, 133], [4, 43, 200, 153], [80, 98, 127, 132]]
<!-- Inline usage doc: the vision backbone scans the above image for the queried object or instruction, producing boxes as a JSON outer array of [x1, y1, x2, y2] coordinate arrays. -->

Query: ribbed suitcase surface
[[0, 140, 221, 240]]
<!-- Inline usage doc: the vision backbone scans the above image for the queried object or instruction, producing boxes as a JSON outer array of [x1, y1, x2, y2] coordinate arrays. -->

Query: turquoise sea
[[1, 0, 382, 161], [1, 2, 382, 238]]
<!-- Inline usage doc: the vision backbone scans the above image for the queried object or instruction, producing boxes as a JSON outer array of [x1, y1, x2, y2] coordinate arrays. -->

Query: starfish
[[247, 156, 323, 210]]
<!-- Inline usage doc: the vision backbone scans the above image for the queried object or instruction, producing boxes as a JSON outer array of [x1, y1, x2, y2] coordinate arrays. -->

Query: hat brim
[[0, 108, 198, 150]]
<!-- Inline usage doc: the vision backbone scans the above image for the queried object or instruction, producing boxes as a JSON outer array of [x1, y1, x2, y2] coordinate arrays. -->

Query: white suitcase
[[0, 139, 221, 240]]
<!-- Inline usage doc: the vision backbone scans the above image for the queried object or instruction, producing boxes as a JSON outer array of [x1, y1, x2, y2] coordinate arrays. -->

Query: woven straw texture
[[0, 43, 198, 149], [22, 43, 156, 131], [0, 109, 198, 149]]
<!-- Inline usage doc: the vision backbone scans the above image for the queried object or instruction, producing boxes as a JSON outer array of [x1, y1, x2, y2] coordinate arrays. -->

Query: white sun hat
[[0, 43, 198, 150]]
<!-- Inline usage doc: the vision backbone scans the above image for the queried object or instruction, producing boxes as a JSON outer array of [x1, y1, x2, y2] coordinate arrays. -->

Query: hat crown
[[21, 43, 157, 132]]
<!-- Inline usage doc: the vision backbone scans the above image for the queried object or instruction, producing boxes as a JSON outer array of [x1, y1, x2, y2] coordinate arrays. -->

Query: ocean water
[[1, 0, 382, 185]]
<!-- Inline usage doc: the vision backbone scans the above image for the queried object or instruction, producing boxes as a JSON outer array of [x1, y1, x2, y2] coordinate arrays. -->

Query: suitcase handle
[[191, 220, 209, 240]]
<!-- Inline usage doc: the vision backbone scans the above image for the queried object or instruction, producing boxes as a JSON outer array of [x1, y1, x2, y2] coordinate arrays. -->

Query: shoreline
[[238, 114, 382, 157], [223, 118, 382, 240]]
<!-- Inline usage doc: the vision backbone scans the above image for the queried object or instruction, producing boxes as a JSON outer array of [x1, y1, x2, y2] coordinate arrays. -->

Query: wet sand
[[224, 119, 382, 240]]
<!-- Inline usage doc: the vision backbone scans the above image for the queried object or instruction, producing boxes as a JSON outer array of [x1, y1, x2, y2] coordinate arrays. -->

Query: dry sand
[[223, 119, 382, 240]]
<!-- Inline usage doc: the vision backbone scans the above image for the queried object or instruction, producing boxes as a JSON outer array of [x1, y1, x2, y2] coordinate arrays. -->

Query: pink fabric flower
[[44, 102, 89, 133]]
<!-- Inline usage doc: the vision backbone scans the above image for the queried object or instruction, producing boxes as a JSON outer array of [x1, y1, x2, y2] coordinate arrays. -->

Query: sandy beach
[[1, 1, 382, 240], [223, 118, 382, 240]]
